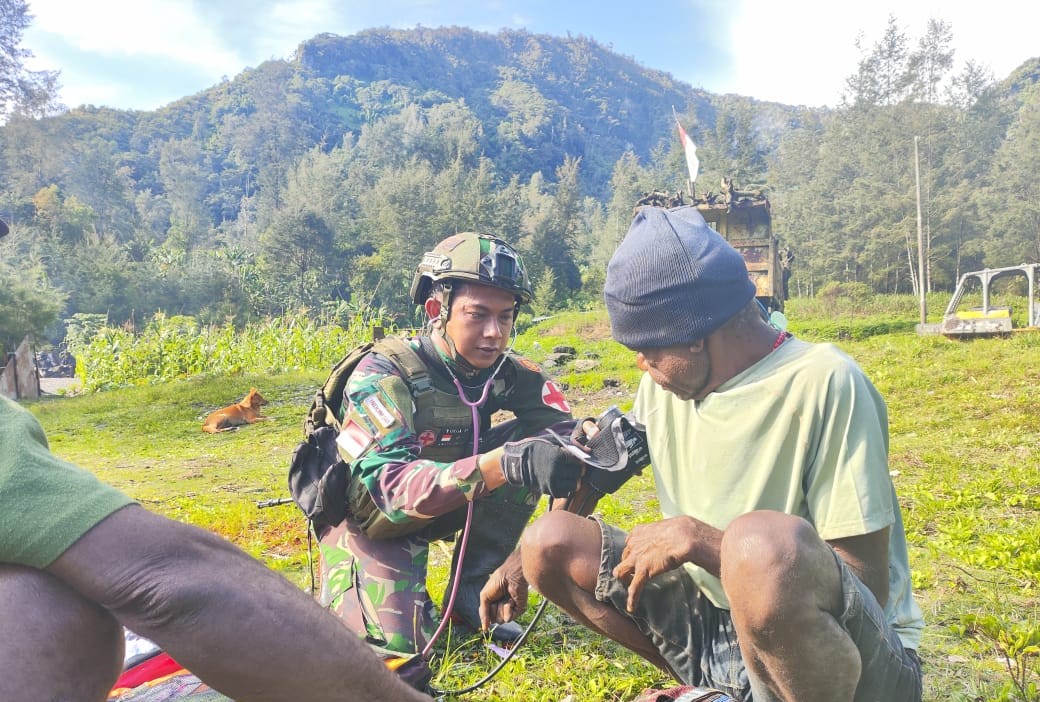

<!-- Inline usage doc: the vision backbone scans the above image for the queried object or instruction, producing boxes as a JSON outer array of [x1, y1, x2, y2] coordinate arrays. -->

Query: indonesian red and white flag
[[673, 109, 699, 185]]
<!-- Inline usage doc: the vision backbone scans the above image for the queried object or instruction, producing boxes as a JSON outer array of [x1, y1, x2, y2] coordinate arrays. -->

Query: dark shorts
[[593, 518, 922, 702]]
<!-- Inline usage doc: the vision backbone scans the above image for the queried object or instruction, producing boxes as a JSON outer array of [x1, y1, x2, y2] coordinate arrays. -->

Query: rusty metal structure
[[918, 263, 1040, 337], [634, 180, 788, 313], [691, 179, 787, 312]]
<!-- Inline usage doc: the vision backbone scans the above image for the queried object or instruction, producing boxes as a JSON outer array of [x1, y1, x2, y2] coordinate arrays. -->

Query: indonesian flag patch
[[540, 380, 570, 413], [337, 419, 374, 461]]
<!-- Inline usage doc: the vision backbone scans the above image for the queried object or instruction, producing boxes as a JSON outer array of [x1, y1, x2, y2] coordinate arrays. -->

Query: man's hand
[[479, 551, 528, 630], [501, 437, 582, 497], [570, 417, 599, 444], [571, 408, 651, 495], [613, 517, 704, 613]]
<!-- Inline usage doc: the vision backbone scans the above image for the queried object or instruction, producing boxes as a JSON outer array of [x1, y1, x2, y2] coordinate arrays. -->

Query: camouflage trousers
[[318, 423, 537, 655], [317, 486, 535, 654]]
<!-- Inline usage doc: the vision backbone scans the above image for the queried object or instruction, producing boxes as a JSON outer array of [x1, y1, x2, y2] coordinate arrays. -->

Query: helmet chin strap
[[431, 324, 473, 375], [428, 321, 518, 381]]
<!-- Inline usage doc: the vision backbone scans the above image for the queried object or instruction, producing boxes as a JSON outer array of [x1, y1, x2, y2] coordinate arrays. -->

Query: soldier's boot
[[441, 491, 535, 644]]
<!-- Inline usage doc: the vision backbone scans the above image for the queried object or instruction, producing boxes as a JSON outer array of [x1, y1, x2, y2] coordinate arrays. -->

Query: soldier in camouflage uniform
[[318, 232, 584, 656]]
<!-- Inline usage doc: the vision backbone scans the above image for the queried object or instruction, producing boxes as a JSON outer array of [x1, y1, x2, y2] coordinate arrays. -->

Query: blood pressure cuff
[[579, 407, 651, 495]]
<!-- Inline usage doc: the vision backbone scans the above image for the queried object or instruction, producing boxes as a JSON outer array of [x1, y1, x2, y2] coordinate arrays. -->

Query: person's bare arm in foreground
[[46, 505, 430, 702]]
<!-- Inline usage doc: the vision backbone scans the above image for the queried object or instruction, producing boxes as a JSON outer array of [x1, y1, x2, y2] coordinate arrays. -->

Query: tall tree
[[158, 137, 209, 252], [65, 137, 137, 241], [696, 99, 770, 188], [593, 150, 649, 269], [907, 18, 955, 104], [258, 209, 336, 313], [976, 87, 1040, 265], [843, 15, 911, 107], [0, 0, 59, 120], [521, 156, 582, 302], [358, 158, 444, 311], [0, 271, 62, 353], [946, 60, 996, 111]]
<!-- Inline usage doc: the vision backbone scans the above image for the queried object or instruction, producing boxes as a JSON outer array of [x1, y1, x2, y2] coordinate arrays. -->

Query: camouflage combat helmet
[[409, 233, 533, 310]]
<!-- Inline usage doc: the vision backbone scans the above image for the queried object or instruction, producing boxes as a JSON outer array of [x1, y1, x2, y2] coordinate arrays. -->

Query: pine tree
[[0, 0, 60, 120]]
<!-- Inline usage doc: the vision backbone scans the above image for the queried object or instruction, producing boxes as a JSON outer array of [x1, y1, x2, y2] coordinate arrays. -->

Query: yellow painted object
[[956, 307, 1010, 319], [384, 656, 410, 671]]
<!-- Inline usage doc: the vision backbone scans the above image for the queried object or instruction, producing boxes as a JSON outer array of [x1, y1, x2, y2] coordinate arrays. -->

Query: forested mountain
[[1, 23, 1038, 348]]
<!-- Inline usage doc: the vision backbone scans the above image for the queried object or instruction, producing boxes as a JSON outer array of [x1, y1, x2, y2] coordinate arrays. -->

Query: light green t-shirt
[[0, 396, 134, 568], [632, 338, 924, 649]]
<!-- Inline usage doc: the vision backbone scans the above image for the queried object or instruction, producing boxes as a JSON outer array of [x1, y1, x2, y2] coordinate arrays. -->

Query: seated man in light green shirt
[[485, 205, 924, 702]]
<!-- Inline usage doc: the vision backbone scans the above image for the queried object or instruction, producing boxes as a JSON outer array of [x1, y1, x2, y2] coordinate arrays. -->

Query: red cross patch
[[418, 430, 436, 447], [540, 380, 570, 413]]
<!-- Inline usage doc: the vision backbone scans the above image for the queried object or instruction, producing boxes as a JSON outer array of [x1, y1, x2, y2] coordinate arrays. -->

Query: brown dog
[[201, 388, 269, 433]]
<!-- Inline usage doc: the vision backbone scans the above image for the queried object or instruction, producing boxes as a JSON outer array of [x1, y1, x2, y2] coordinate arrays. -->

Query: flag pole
[[915, 136, 927, 324], [672, 106, 699, 201]]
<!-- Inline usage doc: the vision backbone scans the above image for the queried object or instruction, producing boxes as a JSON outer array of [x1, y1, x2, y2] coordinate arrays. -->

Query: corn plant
[[65, 310, 390, 391]]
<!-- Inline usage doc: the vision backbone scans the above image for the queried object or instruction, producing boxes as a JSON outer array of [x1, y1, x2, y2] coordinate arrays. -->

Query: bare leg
[[0, 564, 124, 702], [720, 512, 859, 702], [520, 511, 679, 677]]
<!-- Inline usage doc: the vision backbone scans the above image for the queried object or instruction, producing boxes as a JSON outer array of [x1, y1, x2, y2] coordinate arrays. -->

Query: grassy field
[[23, 295, 1040, 701]]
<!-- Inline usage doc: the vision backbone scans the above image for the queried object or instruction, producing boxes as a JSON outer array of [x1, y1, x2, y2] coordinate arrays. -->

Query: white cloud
[[264, 1, 337, 56], [20, 0, 1040, 111], [55, 75, 125, 108], [726, 0, 1040, 107], [28, 0, 242, 71]]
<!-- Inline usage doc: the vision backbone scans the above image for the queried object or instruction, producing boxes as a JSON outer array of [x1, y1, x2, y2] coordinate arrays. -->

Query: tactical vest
[[337, 336, 508, 538], [345, 336, 500, 462]]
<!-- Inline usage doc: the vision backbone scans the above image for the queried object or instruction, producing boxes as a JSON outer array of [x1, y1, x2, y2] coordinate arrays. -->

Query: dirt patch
[[40, 377, 81, 395], [538, 317, 612, 340], [565, 385, 633, 417]]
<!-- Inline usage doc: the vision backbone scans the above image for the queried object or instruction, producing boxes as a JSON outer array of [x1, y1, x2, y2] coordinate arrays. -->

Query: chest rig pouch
[[344, 337, 489, 539]]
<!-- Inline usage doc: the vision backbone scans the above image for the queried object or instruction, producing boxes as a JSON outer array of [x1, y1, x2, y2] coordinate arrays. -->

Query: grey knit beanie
[[604, 206, 756, 349]]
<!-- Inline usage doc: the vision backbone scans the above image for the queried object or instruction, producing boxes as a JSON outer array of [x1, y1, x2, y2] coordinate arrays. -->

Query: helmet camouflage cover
[[409, 232, 533, 306]]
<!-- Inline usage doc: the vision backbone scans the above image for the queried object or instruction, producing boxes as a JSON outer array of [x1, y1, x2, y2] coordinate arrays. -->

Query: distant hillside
[[1, 24, 1037, 340], [292, 27, 724, 190]]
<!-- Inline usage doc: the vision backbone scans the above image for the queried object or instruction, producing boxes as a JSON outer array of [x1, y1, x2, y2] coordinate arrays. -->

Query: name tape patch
[[362, 394, 396, 429]]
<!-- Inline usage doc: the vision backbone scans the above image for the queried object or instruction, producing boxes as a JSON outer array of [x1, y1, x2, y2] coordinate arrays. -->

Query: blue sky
[[23, 0, 1040, 112]]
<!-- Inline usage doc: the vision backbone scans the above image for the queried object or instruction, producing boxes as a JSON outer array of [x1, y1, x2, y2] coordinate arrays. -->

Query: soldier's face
[[445, 283, 517, 368]]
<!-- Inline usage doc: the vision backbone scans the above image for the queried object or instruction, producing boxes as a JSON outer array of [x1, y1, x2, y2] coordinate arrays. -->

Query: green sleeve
[[0, 397, 135, 568]]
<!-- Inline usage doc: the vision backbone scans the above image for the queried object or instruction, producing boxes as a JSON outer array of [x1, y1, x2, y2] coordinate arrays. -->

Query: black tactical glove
[[501, 437, 583, 498], [581, 406, 651, 495]]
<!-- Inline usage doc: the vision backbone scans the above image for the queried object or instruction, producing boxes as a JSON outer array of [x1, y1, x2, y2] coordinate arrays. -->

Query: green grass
[[22, 296, 1040, 701]]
